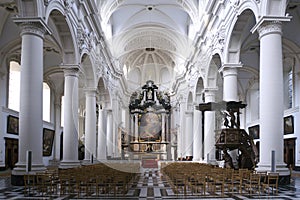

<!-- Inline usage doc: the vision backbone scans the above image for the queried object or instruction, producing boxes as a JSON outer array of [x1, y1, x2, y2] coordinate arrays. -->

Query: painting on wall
[[7, 115, 19, 135], [248, 125, 259, 139], [139, 112, 162, 141], [284, 115, 294, 135], [43, 128, 55, 156]]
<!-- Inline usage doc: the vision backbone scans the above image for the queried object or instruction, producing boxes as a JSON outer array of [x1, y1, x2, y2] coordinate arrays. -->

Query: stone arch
[[81, 53, 96, 88], [97, 78, 111, 109], [225, 9, 257, 63], [206, 54, 223, 102], [45, 2, 78, 64], [195, 77, 204, 103], [187, 92, 193, 110]]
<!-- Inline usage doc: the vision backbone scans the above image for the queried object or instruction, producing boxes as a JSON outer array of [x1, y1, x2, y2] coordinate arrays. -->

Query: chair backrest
[[267, 172, 279, 185]]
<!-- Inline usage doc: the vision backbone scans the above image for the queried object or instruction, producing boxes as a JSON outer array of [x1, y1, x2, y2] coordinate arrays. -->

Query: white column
[[13, 21, 47, 176], [179, 100, 186, 159], [53, 96, 62, 162], [97, 105, 106, 160], [112, 97, 120, 158], [60, 66, 80, 168], [184, 110, 193, 160], [106, 109, 113, 158], [84, 89, 97, 162], [256, 21, 288, 174], [221, 64, 240, 167], [221, 64, 240, 102], [130, 114, 134, 142], [134, 113, 139, 142], [193, 108, 202, 161], [204, 90, 216, 164]]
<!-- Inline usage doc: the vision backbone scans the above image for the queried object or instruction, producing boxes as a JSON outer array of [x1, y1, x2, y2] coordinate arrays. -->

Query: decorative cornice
[[219, 63, 242, 73], [13, 17, 52, 38], [257, 21, 282, 39], [60, 64, 80, 77], [250, 16, 291, 34]]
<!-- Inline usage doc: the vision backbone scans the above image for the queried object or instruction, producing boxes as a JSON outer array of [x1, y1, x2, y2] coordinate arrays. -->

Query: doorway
[[5, 138, 18, 169], [284, 138, 295, 169]]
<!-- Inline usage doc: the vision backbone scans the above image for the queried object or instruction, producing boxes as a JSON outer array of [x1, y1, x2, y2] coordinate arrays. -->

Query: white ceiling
[[99, 0, 199, 83]]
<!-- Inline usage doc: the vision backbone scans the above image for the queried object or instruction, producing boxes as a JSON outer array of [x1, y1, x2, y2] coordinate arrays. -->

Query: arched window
[[43, 82, 51, 122], [8, 61, 20, 111]]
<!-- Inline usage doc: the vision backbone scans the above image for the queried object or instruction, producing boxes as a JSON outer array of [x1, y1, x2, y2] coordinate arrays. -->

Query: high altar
[[124, 80, 171, 160]]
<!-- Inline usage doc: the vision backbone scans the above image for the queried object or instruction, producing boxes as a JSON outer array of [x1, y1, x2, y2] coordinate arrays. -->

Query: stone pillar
[[84, 89, 97, 162], [184, 110, 193, 160], [203, 90, 216, 164], [221, 64, 241, 167], [112, 97, 120, 158], [53, 96, 62, 163], [12, 21, 48, 179], [106, 109, 113, 158], [130, 114, 134, 142], [178, 100, 186, 159], [134, 113, 139, 142], [256, 20, 288, 175], [221, 64, 241, 102], [193, 108, 202, 161], [97, 104, 106, 160], [60, 66, 80, 168]]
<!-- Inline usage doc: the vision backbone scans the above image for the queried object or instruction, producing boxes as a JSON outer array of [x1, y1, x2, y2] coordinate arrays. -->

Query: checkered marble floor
[[1, 169, 300, 199]]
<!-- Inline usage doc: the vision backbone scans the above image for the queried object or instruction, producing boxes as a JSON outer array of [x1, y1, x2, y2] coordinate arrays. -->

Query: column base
[[256, 163, 290, 185], [48, 159, 60, 167], [11, 163, 46, 186], [59, 160, 81, 169]]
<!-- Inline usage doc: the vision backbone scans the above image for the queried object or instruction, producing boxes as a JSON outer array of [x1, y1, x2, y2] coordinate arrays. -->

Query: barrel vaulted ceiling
[[98, 0, 202, 89]]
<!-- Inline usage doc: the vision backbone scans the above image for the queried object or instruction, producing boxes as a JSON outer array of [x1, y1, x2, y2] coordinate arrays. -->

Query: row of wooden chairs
[[161, 162, 279, 196], [24, 163, 140, 197]]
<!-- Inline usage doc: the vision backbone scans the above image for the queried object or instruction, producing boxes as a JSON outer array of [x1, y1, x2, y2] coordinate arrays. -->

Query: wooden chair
[[207, 173, 225, 195], [244, 173, 260, 194], [229, 170, 242, 193], [188, 173, 206, 195], [23, 174, 36, 196], [261, 172, 279, 194]]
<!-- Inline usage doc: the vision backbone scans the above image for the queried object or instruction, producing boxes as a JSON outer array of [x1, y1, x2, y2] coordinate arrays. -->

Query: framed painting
[[43, 128, 55, 156], [7, 115, 19, 135], [249, 125, 259, 139], [284, 115, 294, 135]]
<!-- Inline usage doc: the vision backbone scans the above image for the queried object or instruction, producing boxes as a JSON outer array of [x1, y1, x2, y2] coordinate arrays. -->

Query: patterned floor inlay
[[0, 169, 300, 199]]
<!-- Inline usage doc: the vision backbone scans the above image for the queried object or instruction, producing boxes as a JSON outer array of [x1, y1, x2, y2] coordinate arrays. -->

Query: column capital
[[61, 64, 80, 77], [14, 17, 51, 39], [250, 16, 291, 38], [185, 110, 193, 115], [203, 88, 217, 103], [219, 63, 242, 74], [84, 88, 97, 96]]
